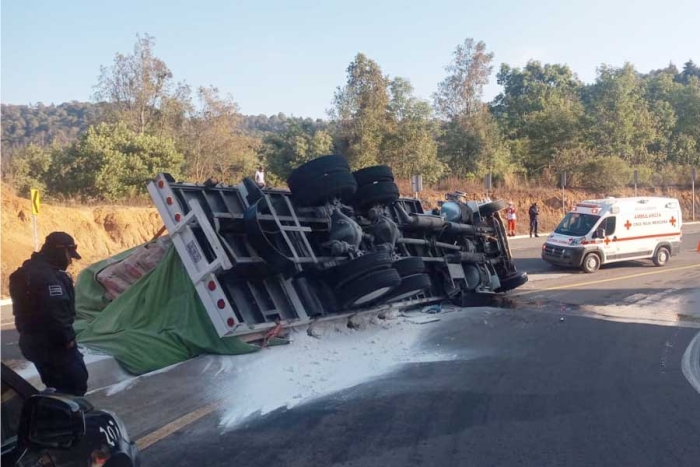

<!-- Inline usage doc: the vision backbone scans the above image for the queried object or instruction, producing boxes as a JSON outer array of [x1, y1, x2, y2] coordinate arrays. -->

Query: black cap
[[43, 232, 82, 260]]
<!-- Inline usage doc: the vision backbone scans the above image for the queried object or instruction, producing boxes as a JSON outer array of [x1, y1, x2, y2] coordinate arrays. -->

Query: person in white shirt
[[506, 201, 517, 237], [254, 166, 265, 188]]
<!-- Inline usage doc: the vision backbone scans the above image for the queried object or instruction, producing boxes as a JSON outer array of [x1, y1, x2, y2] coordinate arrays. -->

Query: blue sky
[[2, 0, 699, 118]]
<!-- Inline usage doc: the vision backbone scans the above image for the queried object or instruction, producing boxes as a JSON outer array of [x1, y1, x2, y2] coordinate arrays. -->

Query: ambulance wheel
[[653, 246, 670, 267], [581, 253, 600, 273]]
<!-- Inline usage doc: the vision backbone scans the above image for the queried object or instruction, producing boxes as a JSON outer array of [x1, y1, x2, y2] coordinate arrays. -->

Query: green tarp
[[75, 246, 258, 375]]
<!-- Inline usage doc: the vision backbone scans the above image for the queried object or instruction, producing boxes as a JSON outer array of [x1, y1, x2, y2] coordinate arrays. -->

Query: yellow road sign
[[30, 189, 41, 215]]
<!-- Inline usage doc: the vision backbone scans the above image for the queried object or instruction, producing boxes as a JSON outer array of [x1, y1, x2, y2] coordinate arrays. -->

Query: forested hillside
[[2, 35, 698, 201]]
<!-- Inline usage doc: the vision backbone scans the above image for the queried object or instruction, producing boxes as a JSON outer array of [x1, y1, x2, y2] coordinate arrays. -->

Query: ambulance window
[[603, 217, 616, 235]]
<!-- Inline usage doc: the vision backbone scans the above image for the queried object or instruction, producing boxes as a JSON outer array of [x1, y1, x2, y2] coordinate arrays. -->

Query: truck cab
[[542, 197, 682, 273]]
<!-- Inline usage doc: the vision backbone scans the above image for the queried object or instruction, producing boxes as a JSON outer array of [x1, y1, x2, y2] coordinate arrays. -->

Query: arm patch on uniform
[[48, 285, 63, 297]]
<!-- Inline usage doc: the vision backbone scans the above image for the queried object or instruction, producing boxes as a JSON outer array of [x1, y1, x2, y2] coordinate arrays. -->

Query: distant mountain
[[1, 102, 106, 148], [1, 102, 329, 149]]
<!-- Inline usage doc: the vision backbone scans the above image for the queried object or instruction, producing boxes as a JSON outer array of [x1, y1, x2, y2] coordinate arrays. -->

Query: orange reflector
[[158, 180, 165, 188], [217, 299, 226, 309], [166, 196, 173, 205], [174, 213, 182, 222], [227, 318, 235, 327], [208, 281, 216, 291]]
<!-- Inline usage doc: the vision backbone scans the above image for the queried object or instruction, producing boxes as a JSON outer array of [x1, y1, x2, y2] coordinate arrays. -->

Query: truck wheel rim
[[388, 288, 424, 302], [587, 257, 598, 269], [354, 287, 392, 305], [659, 250, 668, 263]]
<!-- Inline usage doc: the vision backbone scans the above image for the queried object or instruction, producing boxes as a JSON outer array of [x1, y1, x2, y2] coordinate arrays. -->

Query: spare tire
[[329, 251, 393, 289], [336, 268, 401, 309], [386, 273, 432, 302], [392, 257, 426, 277], [353, 165, 394, 187], [478, 199, 508, 217], [355, 181, 400, 208], [291, 171, 358, 207]]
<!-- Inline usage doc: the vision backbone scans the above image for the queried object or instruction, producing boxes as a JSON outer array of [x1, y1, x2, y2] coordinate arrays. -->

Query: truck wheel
[[353, 165, 394, 187], [355, 181, 400, 208], [581, 253, 601, 273], [329, 251, 393, 289], [478, 199, 508, 217], [495, 272, 528, 292], [386, 273, 431, 302], [653, 246, 670, 267], [287, 155, 350, 192], [337, 268, 401, 309], [392, 257, 426, 277], [290, 171, 358, 207]]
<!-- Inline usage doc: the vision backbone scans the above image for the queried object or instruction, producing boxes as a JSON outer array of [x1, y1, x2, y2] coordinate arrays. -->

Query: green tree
[[584, 63, 669, 166], [668, 77, 700, 165], [94, 34, 189, 137], [181, 86, 261, 184], [51, 122, 183, 200], [263, 119, 333, 181], [433, 38, 494, 119], [382, 77, 445, 182], [578, 156, 632, 191], [677, 60, 700, 85], [492, 61, 584, 173], [438, 109, 511, 179], [331, 53, 391, 169], [433, 39, 509, 178], [8, 144, 53, 196]]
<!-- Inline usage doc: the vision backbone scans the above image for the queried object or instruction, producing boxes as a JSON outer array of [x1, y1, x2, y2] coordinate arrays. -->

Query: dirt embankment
[[1, 186, 163, 296], [2, 183, 697, 296]]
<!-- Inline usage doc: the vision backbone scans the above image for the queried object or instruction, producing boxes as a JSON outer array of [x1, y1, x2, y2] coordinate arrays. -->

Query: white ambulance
[[542, 197, 683, 273]]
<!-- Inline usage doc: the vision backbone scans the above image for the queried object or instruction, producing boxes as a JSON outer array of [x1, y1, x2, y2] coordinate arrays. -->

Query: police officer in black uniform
[[9, 232, 88, 396]]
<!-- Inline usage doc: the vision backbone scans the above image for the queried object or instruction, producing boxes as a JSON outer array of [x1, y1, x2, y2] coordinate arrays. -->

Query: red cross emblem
[[624, 220, 631, 230], [604, 237, 611, 245], [670, 216, 676, 227]]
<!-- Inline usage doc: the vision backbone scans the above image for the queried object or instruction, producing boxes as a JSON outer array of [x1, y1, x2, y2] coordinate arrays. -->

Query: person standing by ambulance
[[529, 202, 540, 238], [506, 201, 517, 236]]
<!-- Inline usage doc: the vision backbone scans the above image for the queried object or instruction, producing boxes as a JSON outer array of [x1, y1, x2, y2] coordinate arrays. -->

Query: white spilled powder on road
[[104, 378, 137, 396], [524, 273, 571, 283], [213, 317, 457, 430], [99, 360, 186, 396], [583, 288, 700, 327]]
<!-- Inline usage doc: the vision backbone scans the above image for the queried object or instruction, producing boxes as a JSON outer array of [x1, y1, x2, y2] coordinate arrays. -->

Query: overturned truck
[[147, 155, 528, 337]]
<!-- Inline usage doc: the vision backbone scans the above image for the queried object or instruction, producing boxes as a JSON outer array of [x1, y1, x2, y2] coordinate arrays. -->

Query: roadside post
[[410, 174, 423, 200], [561, 172, 567, 216], [692, 167, 696, 222], [30, 188, 41, 251], [634, 169, 638, 197], [484, 173, 492, 198]]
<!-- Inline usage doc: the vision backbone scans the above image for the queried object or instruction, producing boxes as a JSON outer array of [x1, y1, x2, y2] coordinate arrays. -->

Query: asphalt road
[[85, 223, 700, 467], [1, 305, 22, 365], [510, 223, 700, 309], [4, 224, 700, 466], [133, 310, 700, 467]]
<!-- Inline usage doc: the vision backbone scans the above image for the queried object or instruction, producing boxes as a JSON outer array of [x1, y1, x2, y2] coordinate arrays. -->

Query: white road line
[[682, 331, 700, 395]]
